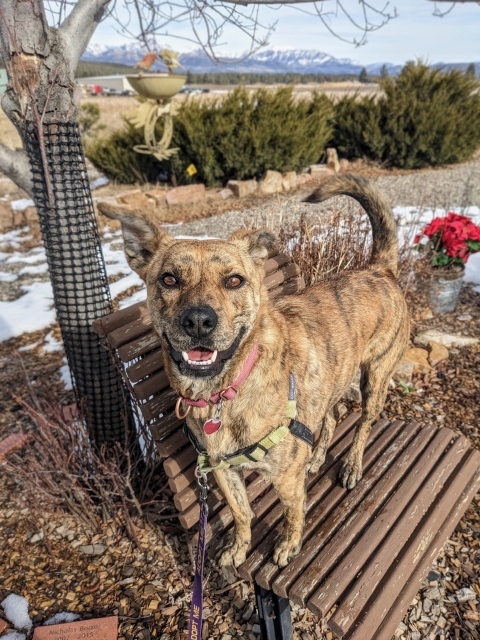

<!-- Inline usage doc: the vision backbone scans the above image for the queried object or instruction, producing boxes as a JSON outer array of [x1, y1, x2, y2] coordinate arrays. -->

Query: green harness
[[184, 399, 313, 474]]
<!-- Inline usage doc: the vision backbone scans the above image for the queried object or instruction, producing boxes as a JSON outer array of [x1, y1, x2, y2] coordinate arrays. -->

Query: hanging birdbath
[[126, 50, 186, 161]]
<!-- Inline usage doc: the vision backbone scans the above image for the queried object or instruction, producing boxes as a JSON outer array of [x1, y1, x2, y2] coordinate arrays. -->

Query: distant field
[[0, 82, 380, 146]]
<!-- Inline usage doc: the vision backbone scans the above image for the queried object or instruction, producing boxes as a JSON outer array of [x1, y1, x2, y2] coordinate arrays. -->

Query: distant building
[[76, 75, 134, 93], [0, 69, 8, 93]]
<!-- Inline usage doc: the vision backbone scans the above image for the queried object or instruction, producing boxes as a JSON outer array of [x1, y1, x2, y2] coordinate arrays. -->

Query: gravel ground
[[1, 157, 479, 639]]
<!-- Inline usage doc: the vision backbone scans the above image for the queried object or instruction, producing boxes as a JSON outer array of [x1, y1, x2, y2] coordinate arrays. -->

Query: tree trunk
[[0, 0, 130, 443]]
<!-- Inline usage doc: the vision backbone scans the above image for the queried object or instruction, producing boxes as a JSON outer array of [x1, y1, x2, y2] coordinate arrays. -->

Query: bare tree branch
[[0, 143, 33, 196], [59, 0, 113, 69]]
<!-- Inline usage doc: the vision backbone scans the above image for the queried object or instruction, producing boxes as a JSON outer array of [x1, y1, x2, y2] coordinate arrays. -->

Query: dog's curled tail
[[304, 174, 398, 276]]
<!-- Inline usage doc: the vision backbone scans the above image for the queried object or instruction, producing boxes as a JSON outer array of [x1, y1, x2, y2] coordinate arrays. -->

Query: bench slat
[[141, 388, 177, 422], [163, 444, 197, 477], [149, 411, 183, 444], [306, 431, 467, 616], [361, 460, 480, 640], [108, 316, 153, 349], [331, 446, 480, 637], [269, 277, 306, 298], [117, 331, 161, 362], [92, 300, 148, 337], [168, 463, 197, 493], [264, 262, 301, 290], [133, 368, 170, 401], [127, 350, 164, 383], [256, 419, 422, 592]]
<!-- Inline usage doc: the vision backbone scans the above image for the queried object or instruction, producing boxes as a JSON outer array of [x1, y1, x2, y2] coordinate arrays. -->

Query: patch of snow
[[0, 227, 32, 250], [1, 594, 32, 631], [0, 282, 55, 341], [5, 249, 46, 265], [465, 252, 480, 292], [0, 271, 17, 282], [18, 262, 49, 276], [109, 271, 143, 299], [90, 176, 109, 190], [43, 331, 64, 352], [18, 342, 39, 352], [44, 612, 81, 626], [60, 359, 73, 390], [11, 199, 34, 212], [1, 632, 27, 640], [119, 287, 147, 309]]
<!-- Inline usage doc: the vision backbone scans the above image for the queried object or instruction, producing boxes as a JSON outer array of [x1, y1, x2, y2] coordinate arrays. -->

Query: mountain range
[[82, 43, 478, 76]]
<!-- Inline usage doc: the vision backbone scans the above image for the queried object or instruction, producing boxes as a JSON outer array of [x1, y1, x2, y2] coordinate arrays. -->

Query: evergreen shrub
[[86, 87, 333, 186], [332, 62, 480, 169]]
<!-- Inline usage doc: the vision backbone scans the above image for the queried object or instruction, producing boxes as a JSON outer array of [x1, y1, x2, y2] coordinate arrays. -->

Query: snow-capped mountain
[[82, 44, 401, 75], [82, 44, 478, 76]]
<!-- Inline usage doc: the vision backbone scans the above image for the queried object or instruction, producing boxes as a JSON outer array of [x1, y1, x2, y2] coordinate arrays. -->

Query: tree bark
[[0, 0, 130, 443]]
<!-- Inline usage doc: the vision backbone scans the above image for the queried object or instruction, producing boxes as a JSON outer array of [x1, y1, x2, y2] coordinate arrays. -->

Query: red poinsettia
[[414, 212, 480, 268]]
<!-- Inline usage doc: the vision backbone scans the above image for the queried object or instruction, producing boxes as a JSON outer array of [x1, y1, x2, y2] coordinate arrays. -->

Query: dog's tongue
[[188, 348, 214, 362]]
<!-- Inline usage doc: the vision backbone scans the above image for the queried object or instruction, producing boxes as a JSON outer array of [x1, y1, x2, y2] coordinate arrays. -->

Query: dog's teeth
[[182, 351, 189, 362], [211, 351, 218, 363]]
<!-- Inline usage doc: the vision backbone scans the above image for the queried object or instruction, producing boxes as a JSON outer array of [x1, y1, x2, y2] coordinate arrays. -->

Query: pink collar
[[175, 344, 259, 419]]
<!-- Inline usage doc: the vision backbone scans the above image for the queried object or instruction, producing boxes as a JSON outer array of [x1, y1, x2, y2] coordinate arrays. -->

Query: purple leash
[[187, 467, 209, 640]]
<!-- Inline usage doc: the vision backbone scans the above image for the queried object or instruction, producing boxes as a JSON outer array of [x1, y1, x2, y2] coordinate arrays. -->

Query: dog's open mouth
[[164, 328, 246, 378]]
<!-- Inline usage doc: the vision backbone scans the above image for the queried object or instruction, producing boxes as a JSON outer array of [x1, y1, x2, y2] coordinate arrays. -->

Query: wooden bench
[[92, 250, 480, 640]]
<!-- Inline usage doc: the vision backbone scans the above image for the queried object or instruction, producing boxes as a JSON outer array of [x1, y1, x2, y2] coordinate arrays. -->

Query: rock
[[219, 188, 234, 200], [258, 170, 283, 194], [282, 171, 297, 191], [79, 543, 107, 556], [309, 164, 334, 180], [227, 179, 257, 198], [339, 158, 350, 172], [296, 173, 313, 186], [118, 190, 150, 208], [30, 531, 44, 544], [423, 598, 432, 613], [428, 341, 449, 366], [455, 587, 477, 603], [403, 347, 431, 374], [145, 188, 167, 206], [326, 148, 340, 173], [392, 361, 414, 384], [427, 570, 441, 582], [166, 184, 206, 205], [0, 619, 9, 634], [415, 329, 479, 348]]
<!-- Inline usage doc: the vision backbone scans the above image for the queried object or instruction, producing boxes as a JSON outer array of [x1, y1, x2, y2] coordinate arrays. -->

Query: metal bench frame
[[93, 251, 480, 640]]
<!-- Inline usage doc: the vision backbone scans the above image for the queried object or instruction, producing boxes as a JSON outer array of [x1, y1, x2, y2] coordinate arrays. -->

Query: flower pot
[[126, 74, 186, 100], [428, 270, 464, 314]]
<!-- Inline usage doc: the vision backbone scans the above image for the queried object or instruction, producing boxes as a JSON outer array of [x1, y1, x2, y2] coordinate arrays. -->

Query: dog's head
[[98, 203, 276, 382]]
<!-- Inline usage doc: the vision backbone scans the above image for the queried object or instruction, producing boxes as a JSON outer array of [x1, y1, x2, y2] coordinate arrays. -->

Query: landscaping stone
[[326, 148, 340, 173], [145, 189, 167, 206], [339, 158, 350, 172], [392, 361, 414, 384], [282, 171, 297, 192], [309, 164, 334, 180], [258, 171, 283, 194], [166, 184, 206, 206], [403, 347, 431, 374], [428, 341, 449, 366], [296, 173, 313, 186], [227, 179, 257, 198], [118, 191, 150, 208], [415, 329, 479, 348]]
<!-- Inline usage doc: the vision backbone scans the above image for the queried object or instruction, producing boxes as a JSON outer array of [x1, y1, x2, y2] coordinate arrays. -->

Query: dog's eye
[[161, 274, 178, 288], [225, 275, 245, 289]]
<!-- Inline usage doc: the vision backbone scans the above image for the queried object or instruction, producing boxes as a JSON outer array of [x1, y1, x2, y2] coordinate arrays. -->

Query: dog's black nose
[[180, 306, 218, 339]]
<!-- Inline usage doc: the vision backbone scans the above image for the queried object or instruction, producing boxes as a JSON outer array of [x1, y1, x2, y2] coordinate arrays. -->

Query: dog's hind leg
[[340, 363, 391, 489], [215, 466, 254, 570], [308, 407, 338, 475]]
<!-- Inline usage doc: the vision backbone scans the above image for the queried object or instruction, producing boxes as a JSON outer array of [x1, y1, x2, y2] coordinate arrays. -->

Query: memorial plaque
[[32, 616, 118, 640]]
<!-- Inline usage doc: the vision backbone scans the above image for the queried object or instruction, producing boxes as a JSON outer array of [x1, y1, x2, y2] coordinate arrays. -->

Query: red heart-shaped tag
[[203, 418, 222, 435]]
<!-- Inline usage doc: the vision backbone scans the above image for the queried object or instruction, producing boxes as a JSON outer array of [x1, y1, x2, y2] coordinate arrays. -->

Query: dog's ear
[[229, 229, 277, 265], [97, 202, 173, 280]]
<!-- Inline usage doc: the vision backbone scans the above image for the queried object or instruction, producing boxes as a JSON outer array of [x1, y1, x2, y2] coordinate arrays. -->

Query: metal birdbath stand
[[126, 74, 187, 161]]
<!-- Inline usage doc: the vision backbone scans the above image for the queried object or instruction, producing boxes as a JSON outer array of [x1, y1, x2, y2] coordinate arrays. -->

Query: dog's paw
[[218, 539, 249, 570], [308, 451, 326, 475], [272, 538, 302, 568], [339, 461, 362, 489]]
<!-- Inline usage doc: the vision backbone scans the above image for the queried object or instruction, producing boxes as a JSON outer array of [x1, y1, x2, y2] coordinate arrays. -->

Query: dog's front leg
[[214, 466, 254, 570], [271, 464, 307, 567]]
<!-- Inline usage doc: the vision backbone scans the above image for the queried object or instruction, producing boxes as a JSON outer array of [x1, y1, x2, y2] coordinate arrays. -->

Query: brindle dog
[[98, 174, 409, 570]]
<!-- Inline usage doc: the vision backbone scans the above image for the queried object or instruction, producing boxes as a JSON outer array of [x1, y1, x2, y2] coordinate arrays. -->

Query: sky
[[89, 0, 480, 65]]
